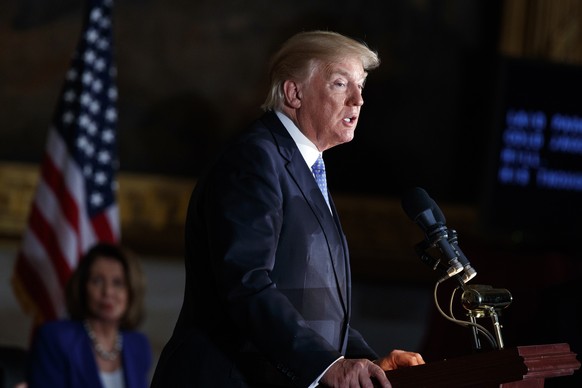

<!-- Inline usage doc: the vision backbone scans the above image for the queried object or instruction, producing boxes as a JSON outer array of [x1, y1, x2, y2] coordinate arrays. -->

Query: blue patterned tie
[[311, 154, 330, 207]]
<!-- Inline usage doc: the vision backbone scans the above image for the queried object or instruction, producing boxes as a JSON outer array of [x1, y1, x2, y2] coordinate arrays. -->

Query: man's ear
[[283, 80, 302, 109]]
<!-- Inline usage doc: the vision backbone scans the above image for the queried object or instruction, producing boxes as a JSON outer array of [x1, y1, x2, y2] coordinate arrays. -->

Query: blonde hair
[[261, 30, 380, 111]]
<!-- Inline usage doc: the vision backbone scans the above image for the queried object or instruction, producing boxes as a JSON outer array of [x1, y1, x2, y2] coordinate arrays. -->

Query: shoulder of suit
[[36, 319, 86, 347]]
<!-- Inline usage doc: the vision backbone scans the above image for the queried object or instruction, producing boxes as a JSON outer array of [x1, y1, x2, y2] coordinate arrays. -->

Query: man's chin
[[341, 131, 356, 144]]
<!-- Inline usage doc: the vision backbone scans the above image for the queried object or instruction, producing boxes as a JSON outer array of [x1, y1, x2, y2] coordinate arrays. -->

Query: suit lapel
[[121, 333, 135, 388], [262, 112, 349, 314]]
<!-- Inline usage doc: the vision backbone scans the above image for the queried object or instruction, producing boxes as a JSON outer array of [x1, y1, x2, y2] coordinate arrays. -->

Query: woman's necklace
[[83, 320, 123, 361]]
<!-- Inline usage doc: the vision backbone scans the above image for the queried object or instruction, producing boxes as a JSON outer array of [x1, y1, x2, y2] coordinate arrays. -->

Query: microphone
[[431, 198, 477, 283], [429, 196, 477, 283], [402, 187, 477, 283], [402, 187, 463, 279], [447, 229, 477, 283]]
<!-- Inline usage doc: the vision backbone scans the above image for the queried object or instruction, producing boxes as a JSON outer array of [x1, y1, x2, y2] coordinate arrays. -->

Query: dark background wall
[[1, 0, 502, 202], [1, 0, 581, 385]]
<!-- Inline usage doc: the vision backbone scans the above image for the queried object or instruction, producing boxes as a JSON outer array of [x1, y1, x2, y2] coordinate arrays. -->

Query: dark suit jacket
[[27, 319, 152, 388], [151, 111, 377, 388]]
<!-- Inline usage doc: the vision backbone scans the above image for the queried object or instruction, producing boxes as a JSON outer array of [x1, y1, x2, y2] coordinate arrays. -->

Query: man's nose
[[348, 85, 364, 106]]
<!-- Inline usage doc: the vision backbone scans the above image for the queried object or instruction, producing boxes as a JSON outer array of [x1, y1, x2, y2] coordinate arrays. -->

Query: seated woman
[[27, 243, 152, 388]]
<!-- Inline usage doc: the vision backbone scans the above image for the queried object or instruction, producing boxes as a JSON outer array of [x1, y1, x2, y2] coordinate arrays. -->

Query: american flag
[[12, 0, 120, 326]]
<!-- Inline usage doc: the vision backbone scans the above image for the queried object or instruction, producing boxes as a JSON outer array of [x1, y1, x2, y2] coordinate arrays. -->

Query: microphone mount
[[414, 227, 463, 281], [461, 284, 512, 350]]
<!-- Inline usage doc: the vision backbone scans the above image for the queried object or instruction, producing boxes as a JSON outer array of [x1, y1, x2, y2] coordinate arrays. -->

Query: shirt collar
[[275, 110, 321, 167]]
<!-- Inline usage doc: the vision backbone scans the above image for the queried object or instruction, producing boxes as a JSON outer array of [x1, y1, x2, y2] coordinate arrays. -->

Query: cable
[[433, 280, 498, 349]]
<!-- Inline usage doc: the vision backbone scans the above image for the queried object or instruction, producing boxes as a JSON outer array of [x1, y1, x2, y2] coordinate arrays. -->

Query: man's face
[[296, 57, 367, 151]]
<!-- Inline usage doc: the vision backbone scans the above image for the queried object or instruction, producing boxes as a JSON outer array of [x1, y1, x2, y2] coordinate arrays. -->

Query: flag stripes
[[12, 0, 120, 326]]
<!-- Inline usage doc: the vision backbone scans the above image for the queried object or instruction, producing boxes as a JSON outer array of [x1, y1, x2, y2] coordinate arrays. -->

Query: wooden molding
[[0, 162, 479, 281]]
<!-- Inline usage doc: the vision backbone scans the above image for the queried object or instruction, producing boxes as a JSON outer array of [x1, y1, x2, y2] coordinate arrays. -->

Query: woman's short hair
[[261, 30, 380, 111], [66, 243, 146, 330]]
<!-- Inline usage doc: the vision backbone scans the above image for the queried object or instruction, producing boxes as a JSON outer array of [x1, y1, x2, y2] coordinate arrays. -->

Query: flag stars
[[63, 90, 76, 102], [76, 136, 89, 151], [15, 0, 118, 337], [108, 87, 117, 101], [51, 3, 116, 216], [89, 101, 101, 114], [92, 79, 103, 93], [80, 93, 92, 107], [105, 107, 117, 122], [86, 28, 98, 44], [87, 121, 98, 136], [90, 192, 104, 207], [62, 111, 75, 125], [76, 135, 95, 158], [94, 171, 108, 185], [85, 143, 95, 157], [84, 50, 96, 65], [102, 129, 115, 143], [78, 113, 91, 128], [94, 58, 106, 72], [97, 150, 111, 164], [66, 69, 77, 81], [99, 18, 111, 30], [97, 38, 110, 51], [90, 8, 102, 22], [83, 165, 93, 177], [82, 71, 94, 86]]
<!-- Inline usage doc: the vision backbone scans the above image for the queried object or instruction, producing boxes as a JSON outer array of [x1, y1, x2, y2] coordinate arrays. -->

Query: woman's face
[[86, 256, 128, 324]]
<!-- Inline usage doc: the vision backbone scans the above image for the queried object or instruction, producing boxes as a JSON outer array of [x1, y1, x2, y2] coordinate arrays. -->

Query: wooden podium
[[385, 343, 580, 387]]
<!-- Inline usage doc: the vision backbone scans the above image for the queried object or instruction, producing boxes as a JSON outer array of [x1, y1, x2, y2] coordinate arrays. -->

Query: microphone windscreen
[[401, 187, 433, 221], [429, 197, 447, 224]]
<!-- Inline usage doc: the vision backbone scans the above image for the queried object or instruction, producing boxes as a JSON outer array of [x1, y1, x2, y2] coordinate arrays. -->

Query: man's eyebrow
[[329, 68, 368, 81]]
